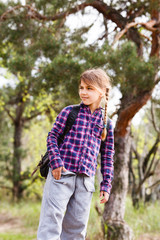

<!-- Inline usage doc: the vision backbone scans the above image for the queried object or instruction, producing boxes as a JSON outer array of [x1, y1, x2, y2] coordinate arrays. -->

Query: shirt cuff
[[49, 157, 64, 170], [100, 183, 111, 195]]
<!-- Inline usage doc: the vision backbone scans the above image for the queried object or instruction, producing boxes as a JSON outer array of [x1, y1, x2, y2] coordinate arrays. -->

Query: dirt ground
[[0, 213, 24, 233], [137, 234, 160, 240]]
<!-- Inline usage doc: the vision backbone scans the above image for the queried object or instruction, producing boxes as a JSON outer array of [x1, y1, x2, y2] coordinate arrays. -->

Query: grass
[[125, 197, 160, 239], [0, 194, 160, 240], [0, 199, 41, 231], [0, 234, 36, 240], [0, 199, 40, 240], [87, 191, 104, 240]]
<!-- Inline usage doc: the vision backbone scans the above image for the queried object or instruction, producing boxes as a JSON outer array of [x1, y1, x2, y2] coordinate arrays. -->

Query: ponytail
[[101, 88, 109, 141]]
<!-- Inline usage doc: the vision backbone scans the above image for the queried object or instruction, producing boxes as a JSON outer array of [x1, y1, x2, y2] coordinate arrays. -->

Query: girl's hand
[[100, 191, 109, 204], [52, 167, 67, 180]]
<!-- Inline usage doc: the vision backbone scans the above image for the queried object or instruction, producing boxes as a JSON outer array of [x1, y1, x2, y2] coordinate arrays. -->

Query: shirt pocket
[[92, 124, 103, 139]]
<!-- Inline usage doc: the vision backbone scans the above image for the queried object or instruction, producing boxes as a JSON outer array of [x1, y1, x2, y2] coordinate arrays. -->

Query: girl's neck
[[89, 101, 101, 114]]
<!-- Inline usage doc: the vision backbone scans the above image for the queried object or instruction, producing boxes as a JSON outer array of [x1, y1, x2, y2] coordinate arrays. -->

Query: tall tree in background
[[129, 100, 160, 207], [0, 0, 160, 239], [0, 1, 82, 200]]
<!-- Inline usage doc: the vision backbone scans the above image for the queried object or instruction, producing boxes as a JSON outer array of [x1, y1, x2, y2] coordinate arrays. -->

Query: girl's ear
[[100, 92, 105, 98], [99, 93, 104, 99]]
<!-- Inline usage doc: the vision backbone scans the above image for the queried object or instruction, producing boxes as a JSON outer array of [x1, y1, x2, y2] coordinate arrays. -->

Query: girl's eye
[[79, 86, 93, 90]]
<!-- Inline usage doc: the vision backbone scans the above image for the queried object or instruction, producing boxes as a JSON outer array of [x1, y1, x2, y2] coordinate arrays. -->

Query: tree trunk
[[13, 121, 23, 200], [103, 126, 133, 240], [12, 102, 25, 200], [138, 157, 145, 202], [102, 91, 154, 239]]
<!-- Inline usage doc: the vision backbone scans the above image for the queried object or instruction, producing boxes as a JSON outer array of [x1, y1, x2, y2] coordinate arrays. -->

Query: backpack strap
[[31, 105, 80, 177], [58, 105, 80, 145]]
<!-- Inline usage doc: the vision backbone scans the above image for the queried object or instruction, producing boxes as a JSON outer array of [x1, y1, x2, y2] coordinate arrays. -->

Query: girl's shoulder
[[62, 105, 74, 112], [60, 104, 80, 117]]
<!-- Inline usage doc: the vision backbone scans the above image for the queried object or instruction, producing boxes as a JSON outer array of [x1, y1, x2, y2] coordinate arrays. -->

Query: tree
[[0, 1, 82, 200], [0, 110, 13, 194], [0, 0, 160, 239], [129, 100, 160, 207]]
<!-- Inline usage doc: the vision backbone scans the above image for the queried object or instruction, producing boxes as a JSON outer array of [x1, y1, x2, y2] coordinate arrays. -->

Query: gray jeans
[[37, 168, 95, 240]]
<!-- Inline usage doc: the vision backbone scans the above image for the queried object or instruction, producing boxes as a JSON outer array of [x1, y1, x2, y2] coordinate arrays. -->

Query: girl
[[37, 68, 114, 240]]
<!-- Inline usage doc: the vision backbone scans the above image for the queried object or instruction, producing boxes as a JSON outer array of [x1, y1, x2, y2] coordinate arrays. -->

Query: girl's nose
[[81, 89, 87, 94]]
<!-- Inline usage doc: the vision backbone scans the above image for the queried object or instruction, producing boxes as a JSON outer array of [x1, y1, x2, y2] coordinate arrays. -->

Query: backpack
[[31, 105, 80, 178], [31, 105, 111, 178]]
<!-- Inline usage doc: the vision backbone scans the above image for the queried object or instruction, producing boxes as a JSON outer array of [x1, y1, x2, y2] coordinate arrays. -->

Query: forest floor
[[0, 213, 160, 240], [0, 213, 36, 239], [0, 213, 23, 233], [137, 234, 160, 240]]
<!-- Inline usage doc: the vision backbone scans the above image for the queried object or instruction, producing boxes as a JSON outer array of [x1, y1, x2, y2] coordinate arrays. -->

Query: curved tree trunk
[[102, 91, 153, 240], [102, 4, 160, 238], [12, 102, 25, 200], [103, 127, 133, 240]]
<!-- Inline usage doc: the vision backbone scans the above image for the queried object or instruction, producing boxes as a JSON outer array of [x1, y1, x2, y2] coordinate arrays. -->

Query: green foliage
[[0, 0, 84, 199], [34, 0, 77, 14], [75, 45, 108, 68], [107, 42, 158, 96], [0, 0, 159, 204], [0, 111, 13, 184], [130, 104, 160, 189]]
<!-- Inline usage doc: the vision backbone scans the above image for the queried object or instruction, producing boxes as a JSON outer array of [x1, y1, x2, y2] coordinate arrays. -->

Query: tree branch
[[22, 110, 44, 122], [115, 90, 152, 137], [0, 185, 12, 190], [112, 19, 159, 46], [136, 147, 158, 195], [144, 150, 157, 178], [131, 141, 141, 161], [142, 134, 159, 173], [129, 146, 136, 186], [128, 6, 145, 21], [154, 72, 160, 85], [21, 175, 39, 191], [0, 3, 90, 22], [150, 6, 160, 57], [153, 157, 159, 173], [151, 100, 160, 133], [110, 108, 119, 119], [147, 179, 160, 189], [0, 1, 143, 54], [4, 106, 15, 123]]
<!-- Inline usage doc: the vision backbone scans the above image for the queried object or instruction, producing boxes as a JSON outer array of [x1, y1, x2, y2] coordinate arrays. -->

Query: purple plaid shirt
[[47, 102, 114, 194]]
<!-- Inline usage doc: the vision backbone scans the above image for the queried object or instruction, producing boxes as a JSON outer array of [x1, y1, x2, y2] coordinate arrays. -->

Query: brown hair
[[80, 68, 111, 141]]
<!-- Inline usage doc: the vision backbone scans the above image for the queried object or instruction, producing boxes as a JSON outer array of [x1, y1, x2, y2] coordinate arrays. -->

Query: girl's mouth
[[81, 97, 88, 99]]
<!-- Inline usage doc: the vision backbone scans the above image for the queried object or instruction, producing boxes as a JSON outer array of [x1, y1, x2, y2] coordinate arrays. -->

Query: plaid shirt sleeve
[[47, 106, 72, 170], [100, 120, 115, 194]]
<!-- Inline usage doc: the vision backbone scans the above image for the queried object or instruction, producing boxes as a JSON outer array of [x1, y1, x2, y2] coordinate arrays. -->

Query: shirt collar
[[80, 101, 103, 112]]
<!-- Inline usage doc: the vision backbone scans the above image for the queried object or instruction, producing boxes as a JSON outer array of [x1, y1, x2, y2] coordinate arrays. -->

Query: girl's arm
[[100, 120, 115, 195], [47, 106, 73, 170]]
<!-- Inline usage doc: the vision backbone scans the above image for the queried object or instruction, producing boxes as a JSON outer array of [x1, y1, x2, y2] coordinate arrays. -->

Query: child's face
[[79, 80, 103, 108]]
